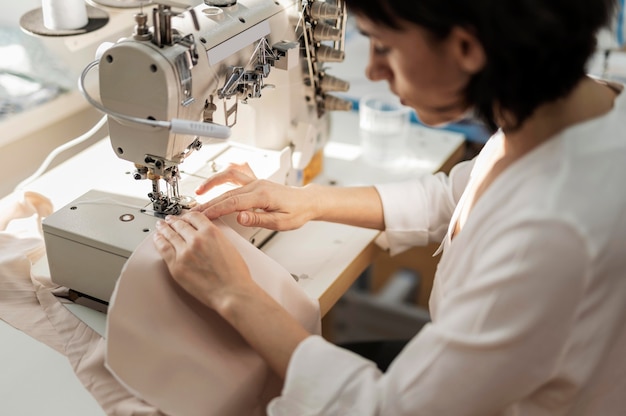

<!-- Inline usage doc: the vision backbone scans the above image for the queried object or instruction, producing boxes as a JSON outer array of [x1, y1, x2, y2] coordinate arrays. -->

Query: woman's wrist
[[212, 282, 264, 324], [302, 183, 327, 222], [211, 280, 310, 378]]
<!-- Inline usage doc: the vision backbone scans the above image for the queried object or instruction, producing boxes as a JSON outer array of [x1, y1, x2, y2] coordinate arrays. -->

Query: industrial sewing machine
[[42, 0, 351, 307]]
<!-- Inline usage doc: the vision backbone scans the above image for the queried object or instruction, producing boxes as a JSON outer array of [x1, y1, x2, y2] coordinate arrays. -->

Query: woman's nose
[[365, 61, 377, 81], [366, 61, 390, 82], [365, 50, 389, 82]]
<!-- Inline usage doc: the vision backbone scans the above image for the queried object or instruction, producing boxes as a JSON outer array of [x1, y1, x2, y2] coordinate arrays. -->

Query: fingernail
[[239, 211, 249, 224]]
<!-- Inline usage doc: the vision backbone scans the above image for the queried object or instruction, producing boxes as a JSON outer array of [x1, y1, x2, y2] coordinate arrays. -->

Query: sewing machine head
[[42, 0, 351, 306], [88, 0, 351, 215]]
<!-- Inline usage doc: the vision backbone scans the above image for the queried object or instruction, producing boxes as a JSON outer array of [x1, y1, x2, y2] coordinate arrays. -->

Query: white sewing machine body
[[42, 0, 350, 305]]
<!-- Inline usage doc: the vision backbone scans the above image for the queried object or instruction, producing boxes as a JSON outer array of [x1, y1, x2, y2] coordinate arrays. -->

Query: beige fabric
[[0, 191, 166, 415], [1, 191, 321, 416], [106, 218, 321, 416]]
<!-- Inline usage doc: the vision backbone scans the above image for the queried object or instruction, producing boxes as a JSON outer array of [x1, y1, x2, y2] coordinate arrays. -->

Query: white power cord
[[79, 60, 231, 140], [14, 114, 108, 191]]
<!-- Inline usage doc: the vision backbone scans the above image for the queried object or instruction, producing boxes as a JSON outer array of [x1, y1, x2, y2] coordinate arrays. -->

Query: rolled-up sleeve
[[267, 335, 383, 416], [374, 159, 474, 255]]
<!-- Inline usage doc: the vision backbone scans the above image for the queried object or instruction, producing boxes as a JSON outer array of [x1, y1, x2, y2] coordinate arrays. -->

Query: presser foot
[[149, 193, 198, 216]]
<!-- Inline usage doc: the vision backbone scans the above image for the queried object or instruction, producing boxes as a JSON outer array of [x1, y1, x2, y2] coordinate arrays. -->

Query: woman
[[153, 0, 626, 414]]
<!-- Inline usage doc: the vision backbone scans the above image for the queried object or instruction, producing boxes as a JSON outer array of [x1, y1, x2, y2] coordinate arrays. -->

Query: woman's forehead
[[355, 15, 401, 39], [354, 15, 380, 35], [355, 14, 436, 45]]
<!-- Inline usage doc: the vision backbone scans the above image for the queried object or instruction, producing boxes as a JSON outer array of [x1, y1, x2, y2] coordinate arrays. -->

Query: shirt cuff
[[267, 335, 380, 414], [375, 182, 431, 255]]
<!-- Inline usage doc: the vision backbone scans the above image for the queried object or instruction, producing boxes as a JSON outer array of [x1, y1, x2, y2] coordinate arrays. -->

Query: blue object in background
[[619, 0, 625, 46], [408, 111, 492, 144], [347, 96, 492, 144]]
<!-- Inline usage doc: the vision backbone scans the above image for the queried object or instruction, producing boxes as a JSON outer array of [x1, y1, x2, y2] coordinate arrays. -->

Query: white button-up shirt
[[268, 87, 626, 415]]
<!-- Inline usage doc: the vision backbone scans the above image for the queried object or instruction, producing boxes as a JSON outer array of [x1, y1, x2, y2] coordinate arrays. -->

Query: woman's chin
[[415, 109, 471, 128], [415, 113, 455, 128]]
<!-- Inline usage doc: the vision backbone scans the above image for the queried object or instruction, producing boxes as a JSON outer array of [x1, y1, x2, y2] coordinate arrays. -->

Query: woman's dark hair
[[344, 0, 618, 131]]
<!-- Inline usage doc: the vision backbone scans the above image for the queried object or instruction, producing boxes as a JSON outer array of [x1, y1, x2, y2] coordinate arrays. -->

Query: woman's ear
[[448, 26, 486, 74]]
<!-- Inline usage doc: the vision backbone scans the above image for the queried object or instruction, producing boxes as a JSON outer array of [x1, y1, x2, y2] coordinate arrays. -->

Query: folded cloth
[[0, 191, 58, 349], [106, 218, 321, 416], [0, 191, 163, 415]]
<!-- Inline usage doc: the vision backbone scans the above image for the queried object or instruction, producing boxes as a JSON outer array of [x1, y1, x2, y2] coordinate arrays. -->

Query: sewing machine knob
[[313, 23, 342, 42], [310, 1, 341, 20], [320, 73, 350, 93], [204, 0, 237, 6], [133, 12, 151, 41], [323, 95, 352, 112], [316, 45, 345, 62]]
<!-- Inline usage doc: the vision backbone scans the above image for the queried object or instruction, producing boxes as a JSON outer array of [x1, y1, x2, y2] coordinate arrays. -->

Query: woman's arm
[[304, 183, 385, 229], [192, 163, 386, 231]]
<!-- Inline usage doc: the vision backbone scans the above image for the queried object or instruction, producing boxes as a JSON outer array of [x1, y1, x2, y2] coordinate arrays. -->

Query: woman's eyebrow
[[356, 26, 372, 38]]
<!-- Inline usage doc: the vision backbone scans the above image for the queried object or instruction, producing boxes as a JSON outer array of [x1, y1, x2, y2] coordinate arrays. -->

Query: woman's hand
[[152, 211, 256, 312], [192, 163, 319, 231], [152, 211, 312, 378], [194, 162, 258, 195]]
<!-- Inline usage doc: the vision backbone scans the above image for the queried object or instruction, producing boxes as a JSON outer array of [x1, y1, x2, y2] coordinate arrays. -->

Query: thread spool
[[41, 0, 88, 30]]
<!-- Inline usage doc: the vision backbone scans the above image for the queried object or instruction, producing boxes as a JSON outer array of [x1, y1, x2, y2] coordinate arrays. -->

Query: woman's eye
[[373, 44, 391, 55]]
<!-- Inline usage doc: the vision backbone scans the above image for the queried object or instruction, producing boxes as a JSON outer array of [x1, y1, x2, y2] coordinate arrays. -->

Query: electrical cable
[[79, 60, 170, 129], [14, 114, 108, 191], [78, 60, 231, 139]]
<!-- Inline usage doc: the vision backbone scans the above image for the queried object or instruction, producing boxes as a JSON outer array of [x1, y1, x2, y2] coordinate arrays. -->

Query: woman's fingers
[[236, 210, 283, 229], [173, 212, 220, 240], [154, 213, 207, 255], [195, 163, 257, 196], [200, 185, 269, 219], [224, 162, 256, 179], [153, 219, 179, 264]]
